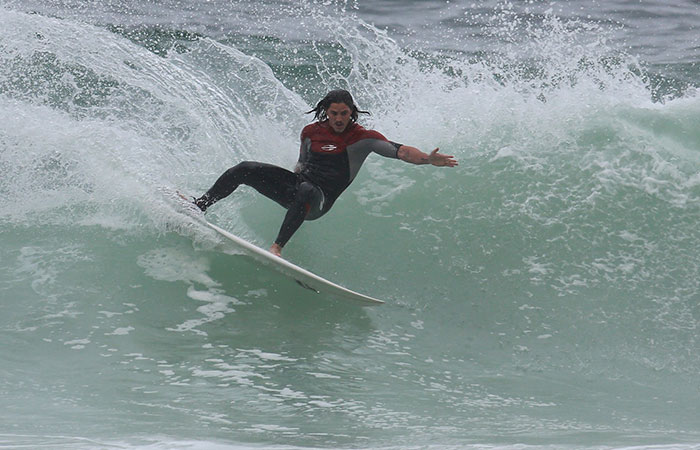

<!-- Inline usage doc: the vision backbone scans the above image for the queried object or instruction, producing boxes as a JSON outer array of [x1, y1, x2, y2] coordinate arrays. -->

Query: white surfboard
[[172, 191, 384, 306]]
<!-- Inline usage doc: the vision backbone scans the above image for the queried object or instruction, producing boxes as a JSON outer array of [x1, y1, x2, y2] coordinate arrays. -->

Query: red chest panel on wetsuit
[[307, 123, 384, 154], [298, 122, 393, 201], [309, 133, 345, 154]]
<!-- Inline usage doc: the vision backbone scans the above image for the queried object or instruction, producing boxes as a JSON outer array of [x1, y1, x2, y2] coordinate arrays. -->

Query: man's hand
[[398, 145, 458, 167], [427, 148, 458, 167]]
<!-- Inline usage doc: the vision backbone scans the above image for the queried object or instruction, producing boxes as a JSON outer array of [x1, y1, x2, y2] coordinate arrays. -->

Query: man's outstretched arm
[[397, 146, 458, 167]]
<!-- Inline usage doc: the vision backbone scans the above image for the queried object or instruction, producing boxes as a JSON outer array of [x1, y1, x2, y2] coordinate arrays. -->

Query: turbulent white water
[[1, 1, 699, 448]]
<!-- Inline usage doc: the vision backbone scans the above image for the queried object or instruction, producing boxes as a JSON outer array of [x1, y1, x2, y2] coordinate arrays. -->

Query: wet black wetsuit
[[195, 121, 401, 248]]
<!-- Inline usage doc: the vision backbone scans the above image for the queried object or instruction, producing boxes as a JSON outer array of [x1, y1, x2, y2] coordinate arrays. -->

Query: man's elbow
[[397, 146, 408, 161], [397, 146, 417, 163]]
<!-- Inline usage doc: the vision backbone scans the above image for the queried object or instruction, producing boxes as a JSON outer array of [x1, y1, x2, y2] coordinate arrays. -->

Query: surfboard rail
[[168, 189, 384, 306], [204, 221, 384, 306]]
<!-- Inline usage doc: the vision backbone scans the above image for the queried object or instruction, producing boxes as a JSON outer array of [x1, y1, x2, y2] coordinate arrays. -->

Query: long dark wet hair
[[306, 89, 370, 123]]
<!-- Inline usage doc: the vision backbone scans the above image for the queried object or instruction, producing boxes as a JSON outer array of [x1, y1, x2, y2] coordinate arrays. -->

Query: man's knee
[[231, 160, 256, 173], [297, 182, 316, 201], [224, 161, 256, 180], [297, 182, 327, 221]]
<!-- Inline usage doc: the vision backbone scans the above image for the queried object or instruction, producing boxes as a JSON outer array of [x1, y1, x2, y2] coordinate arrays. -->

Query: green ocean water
[[1, 1, 699, 448]]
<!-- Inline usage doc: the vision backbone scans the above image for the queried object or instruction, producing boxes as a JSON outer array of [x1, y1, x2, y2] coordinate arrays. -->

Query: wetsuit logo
[[320, 144, 337, 152]]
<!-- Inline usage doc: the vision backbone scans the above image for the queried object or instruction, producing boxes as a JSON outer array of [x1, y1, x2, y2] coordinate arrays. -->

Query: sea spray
[[1, 1, 699, 447]]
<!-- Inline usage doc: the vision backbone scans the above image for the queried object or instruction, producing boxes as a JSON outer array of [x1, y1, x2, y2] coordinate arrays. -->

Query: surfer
[[192, 89, 458, 257]]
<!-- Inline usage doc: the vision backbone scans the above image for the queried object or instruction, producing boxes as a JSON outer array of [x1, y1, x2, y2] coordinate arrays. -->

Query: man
[[193, 89, 458, 257]]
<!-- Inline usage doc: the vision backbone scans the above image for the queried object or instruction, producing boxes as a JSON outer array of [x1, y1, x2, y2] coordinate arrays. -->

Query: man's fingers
[[428, 148, 458, 166]]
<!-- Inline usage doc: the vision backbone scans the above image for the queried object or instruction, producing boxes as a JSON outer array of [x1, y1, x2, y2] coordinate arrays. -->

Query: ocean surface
[[1, 0, 699, 448]]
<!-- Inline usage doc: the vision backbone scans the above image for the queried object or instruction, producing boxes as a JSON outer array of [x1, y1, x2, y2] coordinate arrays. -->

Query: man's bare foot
[[269, 243, 282, 257]]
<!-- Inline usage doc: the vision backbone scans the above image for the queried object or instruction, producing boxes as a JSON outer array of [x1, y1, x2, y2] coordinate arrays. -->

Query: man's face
[[326, 102, 352, 133]]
